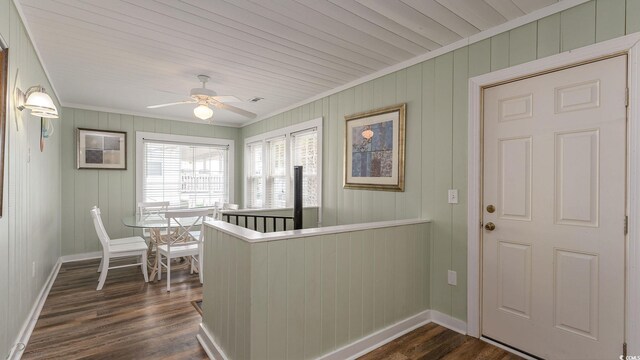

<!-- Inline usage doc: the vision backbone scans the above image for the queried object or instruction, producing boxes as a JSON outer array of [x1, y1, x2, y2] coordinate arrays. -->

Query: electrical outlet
[[448, 270, 457, 286], [32, 261, 36, 278], [448, 189, 458, 204]]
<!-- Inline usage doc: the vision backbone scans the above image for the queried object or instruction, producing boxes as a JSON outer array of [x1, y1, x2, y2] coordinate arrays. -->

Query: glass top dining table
[[121, 214, 208, 229]]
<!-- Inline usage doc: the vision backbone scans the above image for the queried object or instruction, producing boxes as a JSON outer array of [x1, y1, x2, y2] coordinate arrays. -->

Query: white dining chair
[[223, 203, 239, 210], [90, 207, 149, 291], [137, 201, 170, 237], [157, 208, 211, 291], [213, 201, 223, 220]]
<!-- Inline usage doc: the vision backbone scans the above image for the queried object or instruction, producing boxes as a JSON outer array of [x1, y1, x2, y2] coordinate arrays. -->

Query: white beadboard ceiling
[[17, 0, 559, 126]]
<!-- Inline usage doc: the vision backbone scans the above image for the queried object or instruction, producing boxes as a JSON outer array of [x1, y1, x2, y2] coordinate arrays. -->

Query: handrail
[[206, 218, 431, 244]]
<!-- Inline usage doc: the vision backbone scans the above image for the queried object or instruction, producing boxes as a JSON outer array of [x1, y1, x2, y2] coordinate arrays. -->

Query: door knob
[[484, 222, 496, 231]]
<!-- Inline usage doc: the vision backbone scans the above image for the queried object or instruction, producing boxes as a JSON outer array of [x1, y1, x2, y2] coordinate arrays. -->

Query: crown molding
[[62, 102, 243, 128], [11, 0, 62, 104], [240, 0, 590, 128]]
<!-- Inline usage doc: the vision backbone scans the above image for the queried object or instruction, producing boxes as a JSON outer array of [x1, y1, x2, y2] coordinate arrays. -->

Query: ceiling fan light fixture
[[194, 104, 213, 120]]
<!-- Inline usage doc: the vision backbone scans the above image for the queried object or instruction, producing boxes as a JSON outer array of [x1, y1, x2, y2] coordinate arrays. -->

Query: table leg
[[148, 228, 161, 281]]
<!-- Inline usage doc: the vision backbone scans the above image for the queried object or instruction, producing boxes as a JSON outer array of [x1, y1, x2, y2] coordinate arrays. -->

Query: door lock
[[486, 204, 495, 213]]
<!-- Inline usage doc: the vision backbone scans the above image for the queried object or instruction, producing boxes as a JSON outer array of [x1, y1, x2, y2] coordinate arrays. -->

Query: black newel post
[[293, 165, 303, 230]]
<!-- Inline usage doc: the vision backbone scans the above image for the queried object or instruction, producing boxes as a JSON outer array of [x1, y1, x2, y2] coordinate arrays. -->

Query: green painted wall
[[0, 2, 62, 357], [59, 108, 242, 255], [203, 221, 430, 360], [241, 0, 638, 323]]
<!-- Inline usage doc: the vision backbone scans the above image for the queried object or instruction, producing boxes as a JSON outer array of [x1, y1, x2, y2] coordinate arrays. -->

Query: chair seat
[[157, 243, 199, 257], [109, 241, 149, 253], [110, 236, 146, 246]]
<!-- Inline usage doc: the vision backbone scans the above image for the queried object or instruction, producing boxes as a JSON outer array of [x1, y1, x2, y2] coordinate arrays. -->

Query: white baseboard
[[430, 309, 468, 335], [197, 323, 229, 360], [318, 310, 432, 360], [59, 251, 101, 263], [196, 309, 468, 360], [7, 259, 62, 360]]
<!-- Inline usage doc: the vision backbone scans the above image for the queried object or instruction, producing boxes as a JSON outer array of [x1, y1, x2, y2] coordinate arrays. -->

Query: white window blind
[[291, 129, 318, 206], [246, 142, 264, 209], [142, 140, 229, 208], [244, 118, 321, 210], [266, 137, 287, 208]]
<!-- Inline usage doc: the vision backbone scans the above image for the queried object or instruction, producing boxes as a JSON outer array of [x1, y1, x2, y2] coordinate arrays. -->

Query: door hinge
[[623, 342, 627, 358], [626, 87, 630, 107], [625, 216, 629, 235]]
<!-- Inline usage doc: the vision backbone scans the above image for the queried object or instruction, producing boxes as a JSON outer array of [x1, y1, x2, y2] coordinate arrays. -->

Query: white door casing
[[482, 55, 626, 359], [468, 33, 640, 356]]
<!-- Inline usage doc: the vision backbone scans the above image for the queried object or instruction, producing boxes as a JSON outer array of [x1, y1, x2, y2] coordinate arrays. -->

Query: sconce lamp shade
[[193, 104, 213, 120], [24, 89, 56, 113], [31, 108, 59, 119], [15, 85, 59, 118]]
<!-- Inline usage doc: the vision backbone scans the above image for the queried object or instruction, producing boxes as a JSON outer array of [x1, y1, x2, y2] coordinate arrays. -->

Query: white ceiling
[[18, 0, 558, 126]]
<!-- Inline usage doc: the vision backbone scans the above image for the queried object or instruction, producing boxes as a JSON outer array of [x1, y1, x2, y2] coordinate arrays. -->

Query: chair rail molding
[[467, 32, 640, 355]]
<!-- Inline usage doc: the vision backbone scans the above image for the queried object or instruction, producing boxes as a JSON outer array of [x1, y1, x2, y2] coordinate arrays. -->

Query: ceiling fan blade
[[147, 100, 196, 109], [211, 100, 257, 119], [212, 95, 242, 103]]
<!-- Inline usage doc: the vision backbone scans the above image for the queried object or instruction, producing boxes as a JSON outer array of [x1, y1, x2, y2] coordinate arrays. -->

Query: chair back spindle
[[165, 208, 213, 245]]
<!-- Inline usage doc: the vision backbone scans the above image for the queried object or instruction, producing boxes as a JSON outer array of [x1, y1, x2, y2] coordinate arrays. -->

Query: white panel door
[[482, 55, 627, 359]]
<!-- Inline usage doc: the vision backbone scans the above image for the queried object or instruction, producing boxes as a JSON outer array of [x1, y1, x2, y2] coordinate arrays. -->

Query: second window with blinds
[[245, 118, 322, 209]]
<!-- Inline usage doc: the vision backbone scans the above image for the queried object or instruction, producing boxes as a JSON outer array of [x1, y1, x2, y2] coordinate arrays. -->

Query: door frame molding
[[467, 33, 640, 354]]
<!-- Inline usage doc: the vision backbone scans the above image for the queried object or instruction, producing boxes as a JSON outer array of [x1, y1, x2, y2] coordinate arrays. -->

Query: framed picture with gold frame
[[0, 47, 8, 217], [344, 103, 406, 191]]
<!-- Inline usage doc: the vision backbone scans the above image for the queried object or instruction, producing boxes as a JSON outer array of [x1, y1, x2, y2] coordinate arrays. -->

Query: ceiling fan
[[147, 75, 257, 121]]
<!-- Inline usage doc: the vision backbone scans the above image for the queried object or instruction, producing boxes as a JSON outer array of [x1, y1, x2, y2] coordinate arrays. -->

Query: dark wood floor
[[23, 258, 207, 360], [359, 323, 523, 360], [24, 259, 521, 360]]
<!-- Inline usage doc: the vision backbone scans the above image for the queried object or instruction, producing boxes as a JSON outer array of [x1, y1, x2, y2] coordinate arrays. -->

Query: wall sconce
[[15, 85, 58, 118]]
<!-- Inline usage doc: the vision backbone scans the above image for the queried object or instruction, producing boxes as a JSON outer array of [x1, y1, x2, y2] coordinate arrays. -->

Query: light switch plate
[[448, 189, 458, 204], [448, 270, 457, 286]]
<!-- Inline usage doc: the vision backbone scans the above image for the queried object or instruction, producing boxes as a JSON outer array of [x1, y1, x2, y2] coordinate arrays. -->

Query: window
[[136, 132, 234, 208], [246, 142, 263, 208], [291, 129, 318, 207], [266, 137, 287, 208], [244, 118, 322, 209]]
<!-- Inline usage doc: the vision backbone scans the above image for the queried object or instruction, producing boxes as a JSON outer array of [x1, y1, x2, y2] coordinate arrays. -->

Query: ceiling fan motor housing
[[190, 87, 216, 100]]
